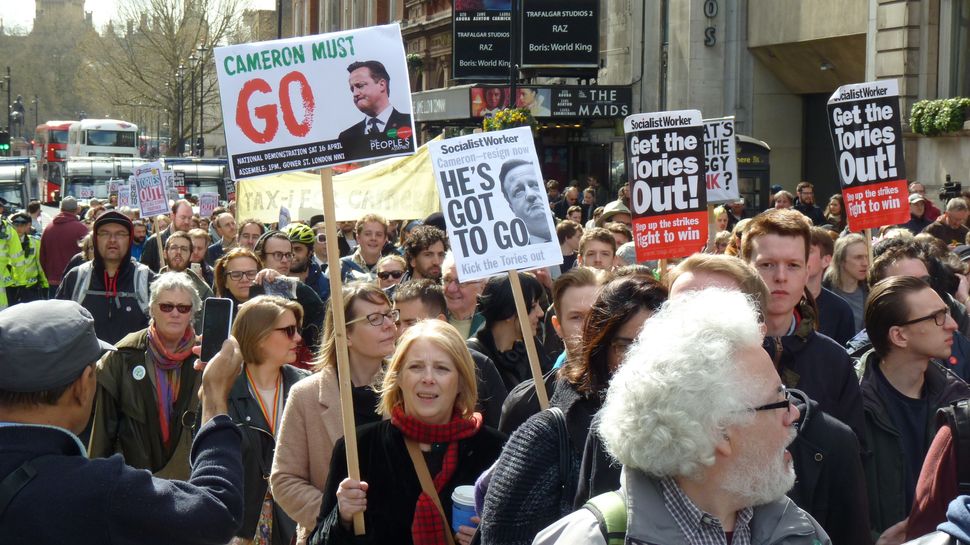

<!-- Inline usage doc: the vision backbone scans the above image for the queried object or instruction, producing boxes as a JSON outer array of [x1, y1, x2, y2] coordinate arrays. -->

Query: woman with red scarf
[[228, 295, 310, 545], [88, 272, 202, 479], [310, 319, 506, 545]]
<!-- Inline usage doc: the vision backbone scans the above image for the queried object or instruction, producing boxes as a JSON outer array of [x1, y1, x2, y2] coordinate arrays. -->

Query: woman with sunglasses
[[270, 283, 398, 545], [227, 295, 310, 545], [309, 319, 505, 545], [88, 272, 203, 480], [375, 254, 407, 289]]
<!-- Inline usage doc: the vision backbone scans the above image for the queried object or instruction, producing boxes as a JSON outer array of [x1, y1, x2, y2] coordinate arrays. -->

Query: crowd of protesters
[[1, 174, 970, 545]]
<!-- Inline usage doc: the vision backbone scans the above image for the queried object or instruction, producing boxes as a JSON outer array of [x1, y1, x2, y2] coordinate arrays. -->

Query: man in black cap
[[56, 211, 157, 344], [0, 300, 245, 544]]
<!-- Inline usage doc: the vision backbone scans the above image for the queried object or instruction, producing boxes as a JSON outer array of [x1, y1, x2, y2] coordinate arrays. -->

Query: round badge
[[132, 365, 146, 381]]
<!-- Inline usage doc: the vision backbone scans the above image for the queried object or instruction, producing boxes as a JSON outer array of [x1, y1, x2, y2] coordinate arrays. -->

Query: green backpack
[[583, 491, 628, 545]]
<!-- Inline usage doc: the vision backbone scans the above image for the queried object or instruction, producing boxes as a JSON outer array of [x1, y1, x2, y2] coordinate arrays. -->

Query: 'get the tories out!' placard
[[429, 126, 562, 282], [215, 24, 417, 180]]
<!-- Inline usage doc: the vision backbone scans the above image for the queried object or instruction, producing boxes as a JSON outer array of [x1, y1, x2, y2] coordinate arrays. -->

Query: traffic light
[[0, 130, 9, 153]]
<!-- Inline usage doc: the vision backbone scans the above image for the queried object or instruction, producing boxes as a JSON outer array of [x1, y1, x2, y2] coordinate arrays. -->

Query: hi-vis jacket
[[0, 219, 25, 309]]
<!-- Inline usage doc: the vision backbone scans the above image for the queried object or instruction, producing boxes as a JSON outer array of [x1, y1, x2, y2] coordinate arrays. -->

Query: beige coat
[[269, 366, 344, 545]]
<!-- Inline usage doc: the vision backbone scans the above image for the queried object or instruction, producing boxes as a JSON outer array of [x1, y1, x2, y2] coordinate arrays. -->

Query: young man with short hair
[[339, 213, 389, 280], [740, 209, 865, 442], [141, 200, 194, 272], [807, 227, 855, 346], [794, 181, 826, 226], [549, 267, 610, 369], [206, 212, 237, 265], [858, 276, 970, 543], [577, 227, 616, 272], [556, 220, 582, 273]]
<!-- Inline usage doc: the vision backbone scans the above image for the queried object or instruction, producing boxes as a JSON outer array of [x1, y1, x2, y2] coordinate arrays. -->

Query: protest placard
[[162, 171, 179, 204], [215, 23, 417, 180], [107, 179, 120, 196], [827, 80, 908, 231], [199, 192, 219, 218], [429, 126, 562, 282], [624, 110, 708, 262], [173, 171, 186, 196], [133, 162, 169, 218], [78, 187, 94, 199], [225, 178, 237, 202], [703, 117, 738, 204], [117, 183, 131, 208]]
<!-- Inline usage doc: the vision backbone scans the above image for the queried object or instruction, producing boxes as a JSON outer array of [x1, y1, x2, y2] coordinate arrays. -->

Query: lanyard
[[244, 366, 283, 437]]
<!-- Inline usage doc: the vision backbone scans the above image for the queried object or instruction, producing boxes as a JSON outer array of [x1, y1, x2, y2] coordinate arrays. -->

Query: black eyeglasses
[[753, 386, 798, 412], [227, 270, 259, 281], [275, 325, 298, 338], [347, 309, 400, 327], [377, 270, 404, 280], [157, 303, 193, 314], [897, 308, 950, 327], [265, 251, 294, 261]]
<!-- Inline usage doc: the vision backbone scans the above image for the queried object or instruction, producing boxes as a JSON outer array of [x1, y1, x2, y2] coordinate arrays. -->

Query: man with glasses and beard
[[535, 289, 830, 545], [159, 231, 213, 330], [856, 276, 970, 545]]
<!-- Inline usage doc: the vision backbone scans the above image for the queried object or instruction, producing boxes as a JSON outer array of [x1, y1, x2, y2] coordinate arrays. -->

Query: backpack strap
[[937, 398, 970, 495], [548, 407, 570, 492], [71, 261, 94, 304], [0, 460, 38, 518], [583, 491, 627, 545]]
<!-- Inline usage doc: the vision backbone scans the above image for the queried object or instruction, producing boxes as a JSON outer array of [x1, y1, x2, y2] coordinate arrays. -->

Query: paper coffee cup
[[451, 485, 477, 532]]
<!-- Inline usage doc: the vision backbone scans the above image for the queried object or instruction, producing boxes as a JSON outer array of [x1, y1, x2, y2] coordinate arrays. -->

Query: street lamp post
[[4, 67, 11, 134], [31, 95, 38, 142], [176, 64, 185, 155], [189, 53, 197, 156], [197, 44, 208, 156]]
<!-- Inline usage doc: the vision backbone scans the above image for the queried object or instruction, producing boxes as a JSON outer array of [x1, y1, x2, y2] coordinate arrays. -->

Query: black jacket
[[227, 364, 309, 543], [0, 416, 243, 545], [310, 420, 506, 545], [857, 350, 970, 536], [337, 108, 412, 162], [468, 328, 553, 392], [763, 301, 866, 445]]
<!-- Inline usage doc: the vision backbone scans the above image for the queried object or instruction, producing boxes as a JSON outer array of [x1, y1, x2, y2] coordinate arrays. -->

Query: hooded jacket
[[56, 211, 157, 344], [39, 210, 88, 286]]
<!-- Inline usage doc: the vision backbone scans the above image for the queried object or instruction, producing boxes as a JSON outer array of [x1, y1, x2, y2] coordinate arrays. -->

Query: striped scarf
[[391, 405, 482, 545], [146, 323, 195, 446]]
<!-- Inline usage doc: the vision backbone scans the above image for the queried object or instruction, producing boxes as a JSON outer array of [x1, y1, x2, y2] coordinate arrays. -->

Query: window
[[941, 0, 970, 96]]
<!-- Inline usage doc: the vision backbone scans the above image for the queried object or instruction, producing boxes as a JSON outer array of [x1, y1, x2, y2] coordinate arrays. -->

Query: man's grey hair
[[598, 288, 763, 479], [946, 197, 968, 213], [149, 272, 202, 316]]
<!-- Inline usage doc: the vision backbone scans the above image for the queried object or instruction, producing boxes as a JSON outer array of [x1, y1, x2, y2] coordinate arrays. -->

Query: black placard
[[520, 0, 599, 70], [453, 6, 513, 80]]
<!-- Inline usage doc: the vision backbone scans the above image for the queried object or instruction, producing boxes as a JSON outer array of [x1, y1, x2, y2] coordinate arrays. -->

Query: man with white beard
[[534, 289, 830, 545]]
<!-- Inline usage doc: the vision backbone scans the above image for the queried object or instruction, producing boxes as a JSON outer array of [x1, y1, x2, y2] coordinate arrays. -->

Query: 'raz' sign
[[703, 117, 739, 204], [827, 80, 908, 231], [624, 110, 708, 262], [429, 126, 561, 282], [133, 162, 169, 218]]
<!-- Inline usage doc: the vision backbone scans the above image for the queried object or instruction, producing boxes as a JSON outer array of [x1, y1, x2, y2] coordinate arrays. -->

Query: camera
[[939, 175, 962, 207]]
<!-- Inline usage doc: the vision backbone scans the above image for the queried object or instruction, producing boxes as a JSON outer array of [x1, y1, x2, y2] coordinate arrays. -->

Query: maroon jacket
[[40, 211, 88, 286]]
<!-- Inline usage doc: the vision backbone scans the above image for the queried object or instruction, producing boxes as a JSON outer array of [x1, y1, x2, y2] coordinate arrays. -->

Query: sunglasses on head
[[157, 303, 193, 314], [377, 270, 404, 280], [275, 325, 298, 338]]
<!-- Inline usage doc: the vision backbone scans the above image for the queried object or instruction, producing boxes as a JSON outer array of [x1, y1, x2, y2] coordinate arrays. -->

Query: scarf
[[391, 405, 482, 545], [146, 323, 195, 446]]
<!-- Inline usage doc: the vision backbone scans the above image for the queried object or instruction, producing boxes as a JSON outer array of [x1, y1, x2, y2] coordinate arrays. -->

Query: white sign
[[703, 117, 739, 204], [162, 170, 179, 204], [117, 183, 131, 208], [199, 192, 220, 218], [78, 187, 94, 199], [107, 179, 120, 195], [214, 24, 417, 180], [133, 162, 169, 218], [429, 126, 561, 282]]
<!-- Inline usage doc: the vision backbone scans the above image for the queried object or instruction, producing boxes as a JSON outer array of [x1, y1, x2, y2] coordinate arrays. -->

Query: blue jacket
[[0, 415, 243, 545]]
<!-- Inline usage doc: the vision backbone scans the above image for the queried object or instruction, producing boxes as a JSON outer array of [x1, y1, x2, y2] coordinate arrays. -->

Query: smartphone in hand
[[200, 298, 234, 362]]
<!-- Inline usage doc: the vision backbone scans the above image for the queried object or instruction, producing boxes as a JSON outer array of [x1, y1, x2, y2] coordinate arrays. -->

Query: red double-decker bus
[[35, 120, 76, 203]]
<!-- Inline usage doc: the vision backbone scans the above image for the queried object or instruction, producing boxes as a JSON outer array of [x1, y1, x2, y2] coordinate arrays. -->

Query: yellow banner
[[236, 136, 441, 223]]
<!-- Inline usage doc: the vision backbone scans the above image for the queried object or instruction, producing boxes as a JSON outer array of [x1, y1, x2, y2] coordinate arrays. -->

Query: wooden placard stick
[[319, 167, 365, 535], [508, 270, 549, 410], [864, 227, 873, 265], [154, 216, 165, 260]]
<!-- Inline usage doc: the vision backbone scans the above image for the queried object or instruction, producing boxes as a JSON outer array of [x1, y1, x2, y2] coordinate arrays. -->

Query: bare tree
[[78, 0, 246, 155]]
